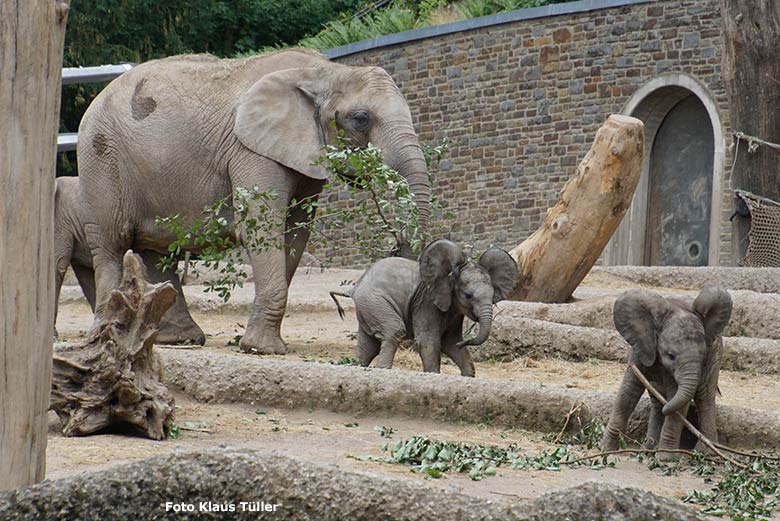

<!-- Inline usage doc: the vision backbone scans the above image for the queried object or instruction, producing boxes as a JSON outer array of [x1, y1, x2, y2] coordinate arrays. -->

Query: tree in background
[[720, 0, 780, 260]]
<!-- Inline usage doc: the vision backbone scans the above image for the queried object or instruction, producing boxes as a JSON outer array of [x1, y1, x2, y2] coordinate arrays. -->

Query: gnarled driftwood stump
[[50, 251, 176, 439]]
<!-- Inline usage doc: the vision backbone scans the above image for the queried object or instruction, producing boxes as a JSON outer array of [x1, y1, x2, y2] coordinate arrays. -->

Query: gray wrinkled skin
[[601, 285, 733, 457], [0, 449, 703, 520], [334, 239, 518, 376]]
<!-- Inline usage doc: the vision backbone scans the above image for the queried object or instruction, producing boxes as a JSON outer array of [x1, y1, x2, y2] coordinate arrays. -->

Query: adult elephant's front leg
[[232, 156, 297, 355], [242, 246, 289, 354]]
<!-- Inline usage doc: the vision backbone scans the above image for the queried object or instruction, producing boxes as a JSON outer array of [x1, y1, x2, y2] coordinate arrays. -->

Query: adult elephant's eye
[[666, 352, 676, 361], [464, 292, 473, 300], [349, 110, 370, 132]]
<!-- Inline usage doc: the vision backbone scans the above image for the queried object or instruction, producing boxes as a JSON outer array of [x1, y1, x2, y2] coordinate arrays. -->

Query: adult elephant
[[77, 49, 431, 355]]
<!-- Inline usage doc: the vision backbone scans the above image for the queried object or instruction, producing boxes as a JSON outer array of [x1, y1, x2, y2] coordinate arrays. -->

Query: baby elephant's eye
[[464, 292, 474, 300], [666, 352, 676, 361]]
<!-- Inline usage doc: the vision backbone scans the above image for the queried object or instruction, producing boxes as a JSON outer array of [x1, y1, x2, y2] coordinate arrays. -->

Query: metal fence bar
[[61, 63, 135, 86], [58, 64, 135, 153]]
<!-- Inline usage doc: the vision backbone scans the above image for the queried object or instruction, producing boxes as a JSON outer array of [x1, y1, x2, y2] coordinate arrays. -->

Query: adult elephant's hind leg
[[141, 251, 206, 345]]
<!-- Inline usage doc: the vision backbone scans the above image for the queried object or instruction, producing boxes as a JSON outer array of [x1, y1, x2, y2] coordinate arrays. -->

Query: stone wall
[[314, 0, 733, 267]]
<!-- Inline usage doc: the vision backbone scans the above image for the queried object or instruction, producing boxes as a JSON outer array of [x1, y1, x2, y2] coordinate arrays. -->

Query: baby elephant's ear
[[419, 239, 466, 312], [613, 289, 673, 367], [478, 249, 518, 303], [693, 285, 733, 345]]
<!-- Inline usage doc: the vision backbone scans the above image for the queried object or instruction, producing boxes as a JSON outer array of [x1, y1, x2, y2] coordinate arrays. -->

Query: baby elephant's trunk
[[459, 305, 493, 348]]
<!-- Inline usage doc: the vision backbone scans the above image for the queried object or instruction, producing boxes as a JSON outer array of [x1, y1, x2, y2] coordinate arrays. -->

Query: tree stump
[[508, 115, 644, 303], [50, 251, 176, 440]]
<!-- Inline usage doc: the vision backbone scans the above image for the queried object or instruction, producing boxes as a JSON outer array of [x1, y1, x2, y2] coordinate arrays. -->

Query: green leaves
[[364, 435, 601, 481], [683, 457, 780, 520]]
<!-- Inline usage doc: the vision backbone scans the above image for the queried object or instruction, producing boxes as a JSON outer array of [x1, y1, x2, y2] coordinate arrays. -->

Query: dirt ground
[[50, 298, 780, 511]]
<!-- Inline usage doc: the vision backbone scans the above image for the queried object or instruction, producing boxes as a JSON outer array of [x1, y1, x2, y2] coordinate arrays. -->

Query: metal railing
[[57, 63, 135, 153]]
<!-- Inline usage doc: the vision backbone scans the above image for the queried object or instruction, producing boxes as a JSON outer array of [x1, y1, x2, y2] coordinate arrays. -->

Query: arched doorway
[[605, 73, 725, 266], [645, 95, 714, 266]]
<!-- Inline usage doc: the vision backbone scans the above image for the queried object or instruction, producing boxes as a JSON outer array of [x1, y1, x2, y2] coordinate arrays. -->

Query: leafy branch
[[155, 134, 451, 300]]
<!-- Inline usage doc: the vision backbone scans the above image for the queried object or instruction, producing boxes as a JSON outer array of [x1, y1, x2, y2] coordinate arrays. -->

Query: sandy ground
[[49, 297, 779, 511]]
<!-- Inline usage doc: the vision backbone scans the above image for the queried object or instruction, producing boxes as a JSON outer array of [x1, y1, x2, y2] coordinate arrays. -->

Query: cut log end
[[51, 250, 177, 440]]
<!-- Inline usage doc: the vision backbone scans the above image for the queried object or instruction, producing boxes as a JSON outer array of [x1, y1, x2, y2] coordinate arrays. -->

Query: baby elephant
[[600, 285, 732, 458], [331, 239, 518, 376]]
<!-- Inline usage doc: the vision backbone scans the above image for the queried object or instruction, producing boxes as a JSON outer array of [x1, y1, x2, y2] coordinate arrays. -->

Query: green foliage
[[683, 458, 780, 520], [155, 187, 280, 302], [155, 135, 450, 300], [368, 431, 780, 520], [365, 435, 614, 480], [300, 4, 419, 49], [301, 0, 575, 50]]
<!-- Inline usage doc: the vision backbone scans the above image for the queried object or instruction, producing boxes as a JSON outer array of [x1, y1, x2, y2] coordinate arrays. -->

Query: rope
[[733, 131, 780, 152], [729, 131, 780, 193]]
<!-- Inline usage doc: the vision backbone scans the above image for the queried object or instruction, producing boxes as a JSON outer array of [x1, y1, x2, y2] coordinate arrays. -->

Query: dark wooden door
[[645, 95, 714, 266]]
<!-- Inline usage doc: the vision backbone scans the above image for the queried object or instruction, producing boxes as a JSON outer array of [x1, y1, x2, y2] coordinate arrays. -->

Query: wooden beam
[[0, 0, 71, 490]]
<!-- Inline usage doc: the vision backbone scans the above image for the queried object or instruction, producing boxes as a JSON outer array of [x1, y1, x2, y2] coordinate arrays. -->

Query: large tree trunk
[[720, 0, 780, 259], [50, 251, 177, 440], [508, 115, 644, 303], [0, 0, 71, 490]]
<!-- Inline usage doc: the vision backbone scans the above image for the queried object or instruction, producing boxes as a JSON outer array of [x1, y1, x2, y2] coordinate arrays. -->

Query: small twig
[[490, 490, 523, 498], [712, 443, 780, 461], [561, 448, 707, 466], [628, 364, 747, 469], [178, 425, 214, 433], [552, 401, 584, 444]]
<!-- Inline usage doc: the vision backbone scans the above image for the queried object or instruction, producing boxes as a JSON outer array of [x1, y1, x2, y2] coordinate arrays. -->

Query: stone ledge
[[0, 449, 702, 520]]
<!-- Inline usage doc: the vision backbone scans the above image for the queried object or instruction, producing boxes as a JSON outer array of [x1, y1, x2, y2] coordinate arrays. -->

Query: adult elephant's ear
[[693, 285, 733, 345], [234, 67, 330, 180], [419, 239, 465, 312], [613, 289, 673, 367], [478, 249, 518, 303]]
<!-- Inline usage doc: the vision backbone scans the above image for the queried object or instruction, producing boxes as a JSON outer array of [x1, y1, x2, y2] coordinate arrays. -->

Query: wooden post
[[0, 0, 71, 490], [508, 115, 644, 303]]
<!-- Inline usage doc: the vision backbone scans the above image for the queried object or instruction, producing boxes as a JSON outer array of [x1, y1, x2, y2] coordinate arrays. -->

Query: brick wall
[[314, 0, 732, 267]]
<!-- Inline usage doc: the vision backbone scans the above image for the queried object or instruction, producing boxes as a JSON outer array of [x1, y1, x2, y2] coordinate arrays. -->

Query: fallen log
[[50, 251, 176, 439], [509, 114, 644, 302]]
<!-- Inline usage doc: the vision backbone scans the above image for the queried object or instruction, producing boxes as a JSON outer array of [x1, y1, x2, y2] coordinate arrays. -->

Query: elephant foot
[[599, 436, 619, 453], [240, 326, 286, 355], [655, 448, 683, 461], [156, 320, 206, 346]]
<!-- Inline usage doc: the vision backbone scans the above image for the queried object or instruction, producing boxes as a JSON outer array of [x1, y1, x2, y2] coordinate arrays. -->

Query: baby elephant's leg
[[644, 397, 664, 449], [442, 342, 475, 377], [656, 402, 691, 460], [375, 331, 405, 369], [356, 328, 380, 367]]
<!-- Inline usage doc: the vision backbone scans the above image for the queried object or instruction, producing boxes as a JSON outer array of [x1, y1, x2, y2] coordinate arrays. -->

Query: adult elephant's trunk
[[662, 365, 701, 415], [382, 126, 431, 257], [460, 305, 493, 348]]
